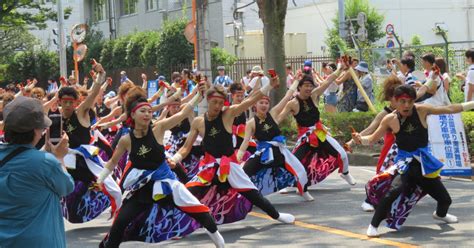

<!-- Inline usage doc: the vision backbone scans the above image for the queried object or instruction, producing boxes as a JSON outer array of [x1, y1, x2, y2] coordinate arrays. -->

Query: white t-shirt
[[286, 74, 294, 89], [324, 82, 339, 95], [248, 76, 270, 89], [242, 76, 251, 87], [465, 65, 474, 102], [423, 73, 450, 106]]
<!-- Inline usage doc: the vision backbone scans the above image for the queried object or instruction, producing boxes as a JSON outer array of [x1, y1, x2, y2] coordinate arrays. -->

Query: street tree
[[256, 0, 288, 103], [326, 0, 384, 58], [0, 0, 72, 30]]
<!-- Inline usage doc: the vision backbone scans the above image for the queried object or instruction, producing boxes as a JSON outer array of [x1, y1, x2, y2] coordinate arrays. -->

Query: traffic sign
[[386, 39, 395, 48], [386, 24, 394, 36]]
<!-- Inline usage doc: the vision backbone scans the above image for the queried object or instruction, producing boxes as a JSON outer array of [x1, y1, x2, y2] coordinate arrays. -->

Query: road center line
[[248, 212, 419, 248]]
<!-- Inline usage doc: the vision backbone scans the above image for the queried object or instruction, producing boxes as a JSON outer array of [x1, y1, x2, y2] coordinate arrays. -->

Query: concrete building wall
[[224, 31, 307, 57], [82, 0, 224, 46], [231, 0, 474, 55], [29, 0, 86, 50]]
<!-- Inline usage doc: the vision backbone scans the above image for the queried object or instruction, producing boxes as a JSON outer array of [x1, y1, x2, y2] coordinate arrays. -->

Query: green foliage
[[210, 47, 237, 76], [322, 111, 377, 143], [0, 28, 38, 62], [126, 31, 157, 67], [449, 77, 465, 104], [0, 1, 72, 30], [111, 35, 132, 69], [140, 32, 161, 66], [4, 48, 59, 85], [326, 0, 385, 58], [100, 39, 116, 71], [461, 112, 474, 153], [156, 19, 193, 77], [410, 35, 423, 46]]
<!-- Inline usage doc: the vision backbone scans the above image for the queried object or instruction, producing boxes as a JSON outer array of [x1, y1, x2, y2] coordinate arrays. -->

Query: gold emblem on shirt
[[137, 145, 152, 158], [262, 123, 272, 132], [303, 101, 311, 112], [209, 127, 220, 138], [404, 123, 416, 134], [65, 123, 76, 133]]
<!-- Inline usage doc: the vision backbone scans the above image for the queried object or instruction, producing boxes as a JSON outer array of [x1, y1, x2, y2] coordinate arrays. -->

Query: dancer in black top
[[58, 62, 122, 224], [279, 60, 356, 196], [238, 79, 311, 199], [353, 84, 474, 237], [169, 78, 296, 226], [97, 85, 225, 247]]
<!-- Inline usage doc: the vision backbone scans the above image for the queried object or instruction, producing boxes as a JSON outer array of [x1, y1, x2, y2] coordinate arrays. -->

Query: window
[[146, 0, 158, 11], [121, 0, 138, 16], [92, 0, 107, 22]]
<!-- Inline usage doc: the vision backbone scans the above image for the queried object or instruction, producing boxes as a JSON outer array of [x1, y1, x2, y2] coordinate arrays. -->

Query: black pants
[[243, 147, 285, 176], [187, 181, 280, 220], [293, 142, 340, 191], [371, 160, 452, 227], [66, 155, 96, 183], [105, 192, 217, 248]]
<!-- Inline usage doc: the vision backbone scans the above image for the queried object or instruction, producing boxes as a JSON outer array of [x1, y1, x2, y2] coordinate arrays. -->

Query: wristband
[[360, 136, 370, 146], [289, 79, 299, 92], [188, 91, 201, 107], [461, 101, 474, 111], [97, 168, 112, 184], [171, 153, 183, 164]]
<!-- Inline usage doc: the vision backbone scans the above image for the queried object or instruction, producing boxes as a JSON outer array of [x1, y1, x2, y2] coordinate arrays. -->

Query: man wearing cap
[[213, 66, 233, 89], [0, 96, 73, 248], [120, 70, 129, 84], [353, 61, 374, 112], [247, 65, 270, 93]]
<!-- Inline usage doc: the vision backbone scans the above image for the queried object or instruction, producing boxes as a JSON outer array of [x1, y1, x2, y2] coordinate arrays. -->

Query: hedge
[[281, 111, 474, 155]]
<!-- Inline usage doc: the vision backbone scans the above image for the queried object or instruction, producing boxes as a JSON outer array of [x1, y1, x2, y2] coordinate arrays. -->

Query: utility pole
[[56, 0, 67, 77], [195, 0, 212, 115], [338, 0, 347, 39], [196, 0, 212, 78]]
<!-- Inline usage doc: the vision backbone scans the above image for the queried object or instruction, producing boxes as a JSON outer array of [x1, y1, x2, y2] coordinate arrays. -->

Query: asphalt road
[[65, 166, 474, 247]]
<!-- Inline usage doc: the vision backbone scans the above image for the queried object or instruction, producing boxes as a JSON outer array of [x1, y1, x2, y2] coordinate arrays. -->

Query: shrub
[[141, 32, 161, 67], [100, 39, 116, 71], [211, 47, 237, 76], [156, 19, 193, 78], [126, 31, 158, 67], [111, 35, 132, 69]]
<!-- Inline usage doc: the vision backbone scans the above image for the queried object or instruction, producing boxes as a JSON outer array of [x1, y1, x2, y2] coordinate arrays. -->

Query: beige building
[[224, 31, 307, 57]]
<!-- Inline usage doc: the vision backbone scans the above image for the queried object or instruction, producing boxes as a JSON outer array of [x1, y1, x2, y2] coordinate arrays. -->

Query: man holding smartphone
[[0, 96, 73, 248]]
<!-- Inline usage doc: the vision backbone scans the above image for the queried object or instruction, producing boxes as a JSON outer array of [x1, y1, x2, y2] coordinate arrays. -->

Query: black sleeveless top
[[202, 112, 234, 157], [95, 103, 111, 118], [395, 107, 428, 152], [254, 113, 281, 142], [294, 96, 320, 127], [63, 111, 91, 149], [383, 106, 393, 114], [170, 118, 190, 135], [129, 127, 166, 170], [233, 112, 247, 126]]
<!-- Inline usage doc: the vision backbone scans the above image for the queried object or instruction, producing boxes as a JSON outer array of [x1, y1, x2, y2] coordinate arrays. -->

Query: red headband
[[131, 102, 152, 113], [60, 97, 77, 102], [260, 96, 270, 102], [207, 95, 226, 101], [395, 93, 414, 100]]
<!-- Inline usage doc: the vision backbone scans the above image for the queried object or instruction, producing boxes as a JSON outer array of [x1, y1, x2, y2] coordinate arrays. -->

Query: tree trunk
[[257, 0, 288, 105]]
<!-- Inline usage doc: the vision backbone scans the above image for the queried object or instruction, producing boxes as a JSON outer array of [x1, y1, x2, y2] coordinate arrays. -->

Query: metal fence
[[226, 55, 333, 82], [352, 41, 474, 76]]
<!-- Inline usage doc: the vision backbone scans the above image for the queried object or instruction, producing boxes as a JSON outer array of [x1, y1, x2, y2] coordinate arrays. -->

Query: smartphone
[[48, 114, 62, 145], [268, 69, 276, 77]]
